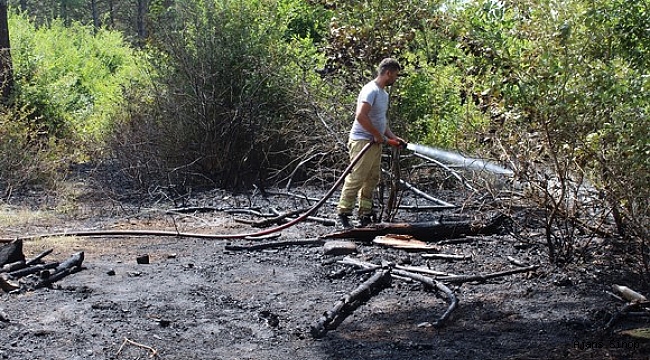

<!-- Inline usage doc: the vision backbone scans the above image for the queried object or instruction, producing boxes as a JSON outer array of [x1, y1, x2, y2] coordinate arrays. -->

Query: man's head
[[377, 58, 401, 86], [378, 58, 401, 74]]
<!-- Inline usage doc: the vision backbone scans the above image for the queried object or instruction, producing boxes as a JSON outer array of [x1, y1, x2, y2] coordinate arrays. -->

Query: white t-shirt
[[349, 81, 389, 141]]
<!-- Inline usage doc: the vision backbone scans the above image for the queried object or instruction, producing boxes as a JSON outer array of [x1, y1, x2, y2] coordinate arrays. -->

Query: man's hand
[[385, 138, 406, 148]]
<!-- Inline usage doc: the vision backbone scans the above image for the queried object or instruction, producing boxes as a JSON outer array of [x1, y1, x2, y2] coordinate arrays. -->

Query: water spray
[[386, 139, 513, 176]]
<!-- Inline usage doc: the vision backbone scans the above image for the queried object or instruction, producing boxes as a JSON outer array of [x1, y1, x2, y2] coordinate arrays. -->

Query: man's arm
[[355, 101, 384, 143]]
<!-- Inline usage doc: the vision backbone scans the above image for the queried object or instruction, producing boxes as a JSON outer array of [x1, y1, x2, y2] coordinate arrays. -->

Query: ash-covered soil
[[1, 181, 649, 360]]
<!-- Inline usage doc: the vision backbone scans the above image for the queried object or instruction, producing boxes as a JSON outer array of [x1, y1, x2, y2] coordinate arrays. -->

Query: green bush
[[0, 104, 64, 192], [9, 13, 146, 143]]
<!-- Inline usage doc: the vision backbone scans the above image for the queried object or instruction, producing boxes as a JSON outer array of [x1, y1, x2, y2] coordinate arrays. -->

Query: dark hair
[[378, 58, 401, 74]]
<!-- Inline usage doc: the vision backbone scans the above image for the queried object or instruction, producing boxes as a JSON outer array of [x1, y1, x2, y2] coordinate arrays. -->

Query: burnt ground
[[1, 169, 649, 360]]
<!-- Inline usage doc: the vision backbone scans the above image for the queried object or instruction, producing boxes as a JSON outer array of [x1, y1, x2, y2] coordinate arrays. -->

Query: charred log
[[310, 269, 392, 338], [35, 252, 84, 288], [323, 213, 508, 242]]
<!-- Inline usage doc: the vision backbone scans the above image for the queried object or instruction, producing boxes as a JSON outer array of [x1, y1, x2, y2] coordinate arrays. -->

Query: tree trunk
[[137, 0, 148, 44], [91, 0, 100, 31], [0, 0, 13, 102]]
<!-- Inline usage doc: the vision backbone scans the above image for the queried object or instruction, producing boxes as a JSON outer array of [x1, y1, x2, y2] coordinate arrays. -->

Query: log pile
[[0, 239, 85, 293]]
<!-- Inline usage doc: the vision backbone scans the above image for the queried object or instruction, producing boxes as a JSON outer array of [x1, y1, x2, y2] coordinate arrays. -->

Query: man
[[337, 58, 405, 228]]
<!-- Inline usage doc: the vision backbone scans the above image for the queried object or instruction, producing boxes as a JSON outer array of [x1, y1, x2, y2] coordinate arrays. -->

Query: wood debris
[[310, 256, 540, 338], [310, 269, 392, 339], [0, 239, 85, 293], [372, 234, 438, 251]]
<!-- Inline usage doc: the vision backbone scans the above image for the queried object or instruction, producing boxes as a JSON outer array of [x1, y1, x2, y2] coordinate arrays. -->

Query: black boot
[[358, 213, 376, 227], [338, 214, 352, 229]]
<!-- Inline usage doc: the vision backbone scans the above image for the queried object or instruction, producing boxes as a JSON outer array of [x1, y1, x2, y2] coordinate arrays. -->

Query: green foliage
[[277, 0, 330, 42], [395, 65, 488, 148], [584, 0, 650, 70], [10, 13, 146, 142], [0, 104, 65, 192]]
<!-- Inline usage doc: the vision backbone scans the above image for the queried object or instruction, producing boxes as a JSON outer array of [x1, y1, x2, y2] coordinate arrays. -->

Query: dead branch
[[411, 152, 476, 191], [335, 257, 458, 327], [310, 269, 392, 339], [244, 208, 335, 227], [397, 177, 456, 207], [1, 260, 25, 273], [244, 233, 282, 241], [506, 256, 528, 267], [383, 147, 402, 221], [25, 248, 54, 266], [612, 284, 648, 302], [250, 208, 307, 227], [604, 300, 650, 331], [434, 265, 539, 284], [421, 253, 473, 260], [0, 229, 216, 242], [397, 205, 460, 211], [227, 208, 265, 218], [392, 264, 457, 277], [392, 269, 458, 327], [7, 262, 58, 278], [166, 206, 221, 214], [35, 252, 84, 288]]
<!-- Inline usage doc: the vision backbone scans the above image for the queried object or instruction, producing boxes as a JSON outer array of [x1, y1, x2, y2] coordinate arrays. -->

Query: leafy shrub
[[9, 13, 145, 143], [0, 104, 65, 194]]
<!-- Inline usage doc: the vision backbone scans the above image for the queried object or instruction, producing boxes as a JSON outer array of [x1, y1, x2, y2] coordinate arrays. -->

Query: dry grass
[[0, 205, 56, 229]]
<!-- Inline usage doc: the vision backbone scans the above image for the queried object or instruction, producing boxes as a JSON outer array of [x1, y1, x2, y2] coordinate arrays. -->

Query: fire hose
[[1, 142, 375, 242]]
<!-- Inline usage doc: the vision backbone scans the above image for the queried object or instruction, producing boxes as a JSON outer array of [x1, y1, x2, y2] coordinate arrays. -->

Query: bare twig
[[116, 337, 158, 358], [434, 265, 539, 284], [421, 253, 472, 261]]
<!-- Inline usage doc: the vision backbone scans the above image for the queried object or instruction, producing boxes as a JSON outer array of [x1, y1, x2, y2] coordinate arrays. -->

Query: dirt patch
[[1, 183, 649, 360]]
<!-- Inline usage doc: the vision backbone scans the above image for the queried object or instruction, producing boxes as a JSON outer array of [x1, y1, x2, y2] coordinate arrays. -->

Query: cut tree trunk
[[323, 213, 507, 242]]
